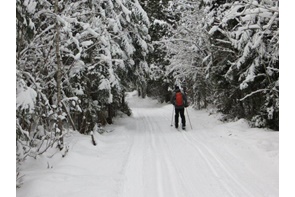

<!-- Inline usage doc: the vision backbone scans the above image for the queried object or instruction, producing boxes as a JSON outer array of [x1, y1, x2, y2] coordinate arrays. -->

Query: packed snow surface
[[17, 91, 279, 197]]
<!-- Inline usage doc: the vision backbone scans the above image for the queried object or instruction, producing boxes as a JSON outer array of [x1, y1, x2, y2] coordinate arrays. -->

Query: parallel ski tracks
[[145, 113, 190, 197], [143, 108, 256, 197], [182, 131, 256, 197], [118, 106, 264, 197]]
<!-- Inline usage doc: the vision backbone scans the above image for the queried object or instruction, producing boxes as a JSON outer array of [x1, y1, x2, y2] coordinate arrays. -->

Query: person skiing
[[171, 85, 188, 130]]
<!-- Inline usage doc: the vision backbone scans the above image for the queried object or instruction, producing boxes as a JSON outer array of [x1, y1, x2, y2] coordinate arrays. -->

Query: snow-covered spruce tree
[[139, 0, 179, 102], [202, 0, 279, 129], [16, 0, 151, 182], [158, 0, 212, 108], [16, 0, 71, 186], [56, 0, 151, 131], [199, 0, 241, 115]]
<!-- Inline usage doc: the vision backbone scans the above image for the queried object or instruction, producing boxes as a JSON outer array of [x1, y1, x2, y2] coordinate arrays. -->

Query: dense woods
[[16, 0, 278, 186]]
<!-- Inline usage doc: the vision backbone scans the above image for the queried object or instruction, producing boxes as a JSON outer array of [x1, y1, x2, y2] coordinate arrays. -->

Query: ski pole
[[186, 107, 193, 129], [170, 106, 174, 127]]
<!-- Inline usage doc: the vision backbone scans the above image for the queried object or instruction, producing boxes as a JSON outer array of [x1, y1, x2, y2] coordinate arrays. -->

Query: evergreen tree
[[159, 0, 212, 107], [160, 0, 279, 129], [139, 0, 180, 102], [202, 0, 279, 129], [16, 0, 152, 184]]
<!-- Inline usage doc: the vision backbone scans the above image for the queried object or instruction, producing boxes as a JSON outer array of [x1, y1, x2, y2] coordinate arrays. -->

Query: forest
[[16, 0, 279, 186]]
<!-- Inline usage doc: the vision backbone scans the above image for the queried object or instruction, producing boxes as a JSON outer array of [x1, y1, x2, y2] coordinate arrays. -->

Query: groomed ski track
[[117, 92, 278, 197], [16, 91, 278, 197]]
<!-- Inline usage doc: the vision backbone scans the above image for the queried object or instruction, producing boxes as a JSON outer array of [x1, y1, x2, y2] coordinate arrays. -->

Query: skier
[[171, 85, 188, 130]]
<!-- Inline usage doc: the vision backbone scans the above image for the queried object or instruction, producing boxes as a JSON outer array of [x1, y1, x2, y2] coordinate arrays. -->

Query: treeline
[[146, 0, 279, 130]]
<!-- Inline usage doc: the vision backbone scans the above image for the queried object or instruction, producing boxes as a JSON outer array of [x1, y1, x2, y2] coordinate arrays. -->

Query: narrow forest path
[[117, 91, 278, 197], [16, 91, 279, 197]]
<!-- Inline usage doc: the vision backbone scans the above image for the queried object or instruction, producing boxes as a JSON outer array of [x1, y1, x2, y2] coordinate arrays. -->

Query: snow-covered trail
[[118, 92, 278, 197], [16, 91, 278, 197]]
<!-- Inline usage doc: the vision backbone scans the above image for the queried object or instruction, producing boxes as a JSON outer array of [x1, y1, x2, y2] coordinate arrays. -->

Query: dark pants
[[175, 108, 185, 127]]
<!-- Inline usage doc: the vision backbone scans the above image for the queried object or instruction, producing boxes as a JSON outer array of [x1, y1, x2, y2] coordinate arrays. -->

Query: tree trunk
[[141, 84, 147, 98], [61, 101, 76, 131], [122, 91, 125, 106], [106, 104, 113, 124], [55, 0, 63, 149]]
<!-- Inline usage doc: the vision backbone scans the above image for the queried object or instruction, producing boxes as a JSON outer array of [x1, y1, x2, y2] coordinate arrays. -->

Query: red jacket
[[171, 89, 188, 109]]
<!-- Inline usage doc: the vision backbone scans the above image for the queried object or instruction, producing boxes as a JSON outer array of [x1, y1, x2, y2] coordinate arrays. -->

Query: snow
[[153, 19, 168, 26], [24, 0, 37, 14], [81, 40, 93, 47], [99, 78, 111, 90], [73, 87, 84, 96], [108, 19, 119, 33], [208, 25, 219, 35], [122, 34, 135, 56], [16, 91, 278, 197], [134, 0, 150, 26], [69, 60, 85, 78], [16, 86, 37, 113]]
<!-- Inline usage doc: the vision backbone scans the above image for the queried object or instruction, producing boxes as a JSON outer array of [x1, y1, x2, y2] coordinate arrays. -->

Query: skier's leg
[[175, 109, 180, 128], [180, 108, 186, 129]]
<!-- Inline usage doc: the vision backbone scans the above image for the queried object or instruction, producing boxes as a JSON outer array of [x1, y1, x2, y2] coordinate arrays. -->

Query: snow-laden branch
[[239, 89, 268, 101], [240, 0, 279, 13], [154, 38, 195, 44], [155, 38, 208, 56], [18, 23, 55, 58]]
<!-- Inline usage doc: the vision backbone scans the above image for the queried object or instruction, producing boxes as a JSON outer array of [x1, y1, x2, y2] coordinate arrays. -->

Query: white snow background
[[15, 91, 279, 197]]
